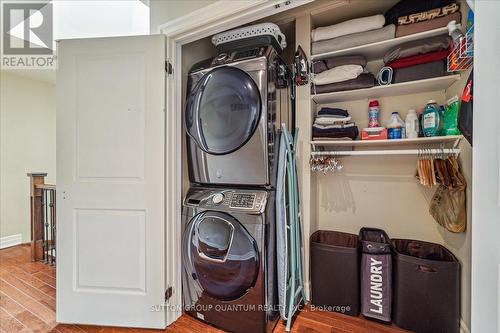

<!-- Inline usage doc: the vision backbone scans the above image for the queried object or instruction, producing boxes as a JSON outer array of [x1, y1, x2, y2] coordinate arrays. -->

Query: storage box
[[392, 239, 460, 333], [310, 230, 359, 316]]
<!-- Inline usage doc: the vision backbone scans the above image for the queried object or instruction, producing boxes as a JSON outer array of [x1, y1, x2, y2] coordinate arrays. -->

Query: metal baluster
[[51, 189, 56, 265], [42, 189, 47, 263]]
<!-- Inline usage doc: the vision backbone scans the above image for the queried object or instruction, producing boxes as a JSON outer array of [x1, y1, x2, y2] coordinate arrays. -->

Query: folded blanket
[[317, 107, 349, 117], [312, 25, 395, 55], [312, 55, 367, 74], [392, 60, 446, 83], [313, 65, 364, 85], [385, 0, 454, 25], [313, 122, 356, 130], [387, 49, 450, 69], [311, 14, 385, 42], [314, 116, 352, 125], [395, 11, 461, 38], [384, 35, 450, 64], [398, 3, 459, 25], [312, 73, 375, 94], [313, 126, 359, 140]]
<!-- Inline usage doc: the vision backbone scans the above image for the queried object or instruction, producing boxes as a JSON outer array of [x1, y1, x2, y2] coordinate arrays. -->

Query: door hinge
[[165, 286, 173, 301], [165, 60, 173, 76]]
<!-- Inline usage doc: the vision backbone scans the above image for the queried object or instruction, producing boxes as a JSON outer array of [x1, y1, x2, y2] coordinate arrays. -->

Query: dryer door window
[[184, 211, 259, 301], [186, 66, 261, 155]]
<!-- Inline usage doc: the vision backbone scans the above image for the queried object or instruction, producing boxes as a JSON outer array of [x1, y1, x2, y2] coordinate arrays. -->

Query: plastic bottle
[[405, 109, 419, 139], [447, 20, 464, 45], [443, 95, 461, 135], [368, 100, 380, 128], [387, 112, 405, 139], [421, 100, 441, 137]]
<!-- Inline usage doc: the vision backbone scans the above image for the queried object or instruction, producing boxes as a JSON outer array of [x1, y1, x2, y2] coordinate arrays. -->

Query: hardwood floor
[[0, 245, 408, 333]]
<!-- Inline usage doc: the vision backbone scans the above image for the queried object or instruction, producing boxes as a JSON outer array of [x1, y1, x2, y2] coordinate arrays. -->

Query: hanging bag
[[429, 156, 467, 233], [359, 228, 392, 322]]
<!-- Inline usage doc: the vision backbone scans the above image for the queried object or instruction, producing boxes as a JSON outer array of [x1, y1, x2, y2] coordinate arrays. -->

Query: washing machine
[[182, 186, 278, 333], [185, 45, 291, 187]]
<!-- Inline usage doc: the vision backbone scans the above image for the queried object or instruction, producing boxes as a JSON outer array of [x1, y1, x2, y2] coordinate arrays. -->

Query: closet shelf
[[311, 75, 461, 104], [311, 26, 456, 61], [311, 135, 463, 148]]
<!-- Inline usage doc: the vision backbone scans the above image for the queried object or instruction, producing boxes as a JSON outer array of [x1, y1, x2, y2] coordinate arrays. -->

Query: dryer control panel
[[185, 187, 268, 214]]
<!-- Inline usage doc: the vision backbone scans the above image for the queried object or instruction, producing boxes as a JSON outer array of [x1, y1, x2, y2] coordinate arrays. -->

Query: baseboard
[[460, 319, 471, 333], [0, 234, 23, 249]]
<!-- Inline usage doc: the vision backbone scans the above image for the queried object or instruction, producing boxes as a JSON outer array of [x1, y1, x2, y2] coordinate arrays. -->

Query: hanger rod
[[311, 148, 460, 157]]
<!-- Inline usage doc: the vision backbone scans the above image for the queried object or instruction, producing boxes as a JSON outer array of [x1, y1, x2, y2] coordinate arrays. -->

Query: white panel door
[[56, 35, 167, 329]]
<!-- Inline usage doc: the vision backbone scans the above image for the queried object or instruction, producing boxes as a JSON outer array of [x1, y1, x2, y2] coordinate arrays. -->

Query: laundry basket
[[310, 230, 359, 316], [359, 228, 392, 322], [392, 239, 460, 333]]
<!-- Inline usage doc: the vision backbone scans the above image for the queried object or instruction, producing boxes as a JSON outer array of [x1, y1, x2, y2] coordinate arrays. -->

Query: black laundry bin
[[310, 230, 359, 316], [392, 239, 460, 333], [359, 227, 393, 323]]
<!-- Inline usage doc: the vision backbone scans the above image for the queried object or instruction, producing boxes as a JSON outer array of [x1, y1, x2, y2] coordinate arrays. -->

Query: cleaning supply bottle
[[443, 95, 461, 135], [447, 20, 465, 45], [368, 100, 380, 128], [422, 100, 441, 137], [405, 109, 419, 139], [387, 112, 405, 139]]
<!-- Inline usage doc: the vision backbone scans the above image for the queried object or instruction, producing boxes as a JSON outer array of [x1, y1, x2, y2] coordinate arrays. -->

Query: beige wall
[[149, 0, 217, 32], [0, 72, 56, 244]]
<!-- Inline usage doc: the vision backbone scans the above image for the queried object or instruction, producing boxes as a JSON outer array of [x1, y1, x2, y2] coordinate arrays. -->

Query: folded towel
[[312, 25, 395, 55], [313, 65, 364, 85], [312, 55, 367, 74], [392, 60, 446, 83], [314, 116, 352, 125], [311, 14, 385, 42], [313, 122, 356, 130], [384, 35, 450, 64], [376, 67, 393, 86], [395, 11, 461, 38], [398, 3, 459, 25], [312, 126, 359, 140], [385, 0, 454, 25], [312, 73, 375, 94], [387, 49, 450, 69], [317, 107, 349, 117]]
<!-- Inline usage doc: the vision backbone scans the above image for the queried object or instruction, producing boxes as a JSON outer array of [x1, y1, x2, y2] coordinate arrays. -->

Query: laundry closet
[[179, 0, 472, 331], [55, 0, 499, 332]]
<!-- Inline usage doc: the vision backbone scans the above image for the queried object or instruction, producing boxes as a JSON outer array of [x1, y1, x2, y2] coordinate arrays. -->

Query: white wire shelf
[[311, 26, 454, 61], [310, 135, 463, 157], [312, 75, 461, 104], [311, 135, 463, 148]]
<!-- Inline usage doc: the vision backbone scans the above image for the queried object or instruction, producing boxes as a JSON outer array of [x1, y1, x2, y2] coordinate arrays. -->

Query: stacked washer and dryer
[[182, 24, 292, 333]]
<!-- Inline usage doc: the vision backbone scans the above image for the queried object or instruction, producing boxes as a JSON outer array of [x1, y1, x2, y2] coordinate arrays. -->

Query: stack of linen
[[385, 0, 461, 38], [383, 35, 451, 83], [311, 55, 375, 94], [311, 14, 395, 55], [312, 107, 359, 140]]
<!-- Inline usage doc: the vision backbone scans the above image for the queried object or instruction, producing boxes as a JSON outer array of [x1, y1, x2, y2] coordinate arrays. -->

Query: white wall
[[149, 0, 216, 32], [0, 72, 56, 244], [472, 1, 500, 332]]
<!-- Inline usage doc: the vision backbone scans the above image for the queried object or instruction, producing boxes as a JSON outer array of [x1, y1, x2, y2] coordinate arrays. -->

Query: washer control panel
[[230, 193, 255, 209], [186, 188, 267, 213]]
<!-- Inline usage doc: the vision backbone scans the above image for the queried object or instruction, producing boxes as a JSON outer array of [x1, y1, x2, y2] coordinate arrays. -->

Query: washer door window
[[186, 66, 261, 155], [184, 211, 259, 301]]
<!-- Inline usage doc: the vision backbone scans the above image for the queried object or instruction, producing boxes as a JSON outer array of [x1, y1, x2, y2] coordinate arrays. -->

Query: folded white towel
[[312, 65, 364, 85], [314, 116, 352, 125], [313, 123, 356, 130], [311, 14, 385, 42]]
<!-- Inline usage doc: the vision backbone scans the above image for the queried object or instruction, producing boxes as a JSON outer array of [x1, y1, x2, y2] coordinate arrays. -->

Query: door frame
[[158, 0, 314, 325]]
